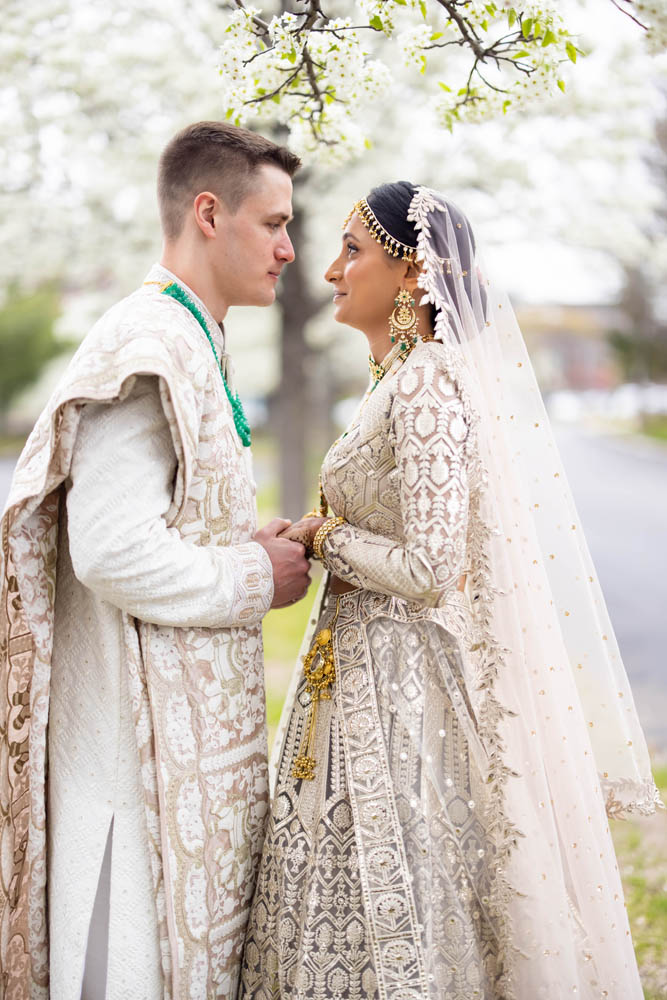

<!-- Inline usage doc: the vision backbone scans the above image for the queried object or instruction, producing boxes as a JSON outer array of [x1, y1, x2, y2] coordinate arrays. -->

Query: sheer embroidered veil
[[405, 184, 658, 817]]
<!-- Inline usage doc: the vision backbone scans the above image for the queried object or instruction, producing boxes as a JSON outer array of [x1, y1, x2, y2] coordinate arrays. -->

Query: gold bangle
[[312, 516, 345, 561]]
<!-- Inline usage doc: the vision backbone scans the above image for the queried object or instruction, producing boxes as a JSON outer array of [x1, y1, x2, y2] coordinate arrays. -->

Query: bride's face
[[324, 212, 404, 332]]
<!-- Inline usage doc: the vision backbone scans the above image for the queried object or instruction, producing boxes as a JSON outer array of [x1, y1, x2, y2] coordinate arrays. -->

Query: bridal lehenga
[[241, 189, 660, 1000]]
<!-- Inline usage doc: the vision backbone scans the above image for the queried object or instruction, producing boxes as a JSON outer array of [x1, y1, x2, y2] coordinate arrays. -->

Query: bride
[[239, 181, 659, 999]]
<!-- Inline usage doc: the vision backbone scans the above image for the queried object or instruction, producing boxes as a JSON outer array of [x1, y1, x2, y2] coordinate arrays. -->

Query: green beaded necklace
[[159, 281, 251, 447]]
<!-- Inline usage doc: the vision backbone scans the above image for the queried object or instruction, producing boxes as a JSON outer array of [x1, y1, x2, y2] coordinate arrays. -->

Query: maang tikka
[[390, 288, 419, 353]]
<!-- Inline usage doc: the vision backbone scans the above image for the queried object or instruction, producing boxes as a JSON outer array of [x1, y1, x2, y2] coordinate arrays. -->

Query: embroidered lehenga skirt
[[240, 587, 506, 1000]]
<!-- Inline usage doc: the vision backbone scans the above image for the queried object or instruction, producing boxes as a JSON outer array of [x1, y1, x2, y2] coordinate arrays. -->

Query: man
[[0, 122, 311, 999]]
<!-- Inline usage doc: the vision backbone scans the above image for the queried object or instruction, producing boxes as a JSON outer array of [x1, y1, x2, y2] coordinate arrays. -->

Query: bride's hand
[[278, 517, 327, 555]]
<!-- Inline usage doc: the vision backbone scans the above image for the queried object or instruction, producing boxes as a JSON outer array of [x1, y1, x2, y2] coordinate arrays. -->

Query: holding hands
[[278, 516, 327, 557], [253, 518, 313, 608]]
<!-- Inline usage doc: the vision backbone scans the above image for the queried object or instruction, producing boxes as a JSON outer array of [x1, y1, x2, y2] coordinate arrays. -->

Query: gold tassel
[[292, 601, 340, 781]]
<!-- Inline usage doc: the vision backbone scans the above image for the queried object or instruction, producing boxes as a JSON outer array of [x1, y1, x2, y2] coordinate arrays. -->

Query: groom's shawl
[[0, 275, 273, 998]]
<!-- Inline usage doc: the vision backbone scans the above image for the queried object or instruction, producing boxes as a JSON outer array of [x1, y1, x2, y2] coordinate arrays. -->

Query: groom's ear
[[193, 191, 222, 240]]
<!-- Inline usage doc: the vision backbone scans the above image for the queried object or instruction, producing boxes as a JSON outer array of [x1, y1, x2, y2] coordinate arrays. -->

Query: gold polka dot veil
[[406, 186, 658, 817]]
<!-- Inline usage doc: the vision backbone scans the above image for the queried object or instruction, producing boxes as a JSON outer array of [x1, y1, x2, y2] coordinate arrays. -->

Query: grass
[[263, 572, 322, 744], [641, 416, 667, 444], [0, 434, 27, 457], [610, 767, 667, 999]]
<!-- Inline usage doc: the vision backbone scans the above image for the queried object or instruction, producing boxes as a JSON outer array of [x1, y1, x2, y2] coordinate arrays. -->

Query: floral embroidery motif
[[0, 264, 272, 999]]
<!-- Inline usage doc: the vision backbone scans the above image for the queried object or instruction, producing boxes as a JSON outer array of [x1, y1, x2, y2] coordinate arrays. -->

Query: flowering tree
[[219, 0, 666, 161], [1, 0, 663, 514]]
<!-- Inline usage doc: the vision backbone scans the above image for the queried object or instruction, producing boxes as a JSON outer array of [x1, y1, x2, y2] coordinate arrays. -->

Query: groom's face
[[213, 164, 295, 307]]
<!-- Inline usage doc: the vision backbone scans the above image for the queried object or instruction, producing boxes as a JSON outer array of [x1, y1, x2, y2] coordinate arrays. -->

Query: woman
[[240, 182, 660, 999]]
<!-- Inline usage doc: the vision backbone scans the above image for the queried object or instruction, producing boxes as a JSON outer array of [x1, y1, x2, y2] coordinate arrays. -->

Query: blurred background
[[1, 1, 666, 992]]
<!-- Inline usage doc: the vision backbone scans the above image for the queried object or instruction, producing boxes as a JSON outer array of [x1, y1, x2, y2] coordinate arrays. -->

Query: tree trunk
[[276, 199, 321, 519]]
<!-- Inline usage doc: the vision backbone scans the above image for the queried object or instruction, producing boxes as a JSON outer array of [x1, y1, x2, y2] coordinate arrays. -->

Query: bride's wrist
[[313, 516, 346, 561]]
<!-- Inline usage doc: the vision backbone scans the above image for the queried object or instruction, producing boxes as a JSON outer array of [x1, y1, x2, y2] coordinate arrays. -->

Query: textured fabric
[[242, 339, 645, 1000], [0, 265, 274, 999], [410, 187, 658, 819], [319, 342, 470, 604]]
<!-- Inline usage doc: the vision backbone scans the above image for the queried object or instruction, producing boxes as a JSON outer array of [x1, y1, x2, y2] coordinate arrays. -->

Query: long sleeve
[[321, 354, 469, 607], [66, 375, 273, 628]]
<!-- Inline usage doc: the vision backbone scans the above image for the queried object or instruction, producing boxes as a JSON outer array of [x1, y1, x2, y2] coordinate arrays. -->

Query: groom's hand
[[254, 518, 312, 608]]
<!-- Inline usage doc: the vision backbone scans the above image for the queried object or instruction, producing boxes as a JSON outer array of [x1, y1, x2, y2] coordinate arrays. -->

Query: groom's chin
[[241, 287, 276, 308]]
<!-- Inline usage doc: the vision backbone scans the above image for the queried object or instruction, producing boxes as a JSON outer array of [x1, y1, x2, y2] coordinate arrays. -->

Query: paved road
[[552, 426, 667, 757], [2, 426, 666, 754]]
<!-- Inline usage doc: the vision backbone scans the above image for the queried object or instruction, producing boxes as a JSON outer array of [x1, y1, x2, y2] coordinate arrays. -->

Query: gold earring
[[389, 288, 419, 354]]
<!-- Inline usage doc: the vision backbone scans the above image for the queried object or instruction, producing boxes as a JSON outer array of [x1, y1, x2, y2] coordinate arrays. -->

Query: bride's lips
[[332, 291, 346, 301]]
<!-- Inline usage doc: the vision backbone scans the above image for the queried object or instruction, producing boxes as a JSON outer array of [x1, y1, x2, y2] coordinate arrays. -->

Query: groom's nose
[[276, 234, 295, 263]]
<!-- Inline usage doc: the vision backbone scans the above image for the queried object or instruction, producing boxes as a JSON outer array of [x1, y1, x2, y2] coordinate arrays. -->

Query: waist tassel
[[292, 598, 341, 781]]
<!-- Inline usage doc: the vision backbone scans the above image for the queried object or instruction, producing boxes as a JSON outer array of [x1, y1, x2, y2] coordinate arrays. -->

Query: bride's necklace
[[367, 338, 404, 388]]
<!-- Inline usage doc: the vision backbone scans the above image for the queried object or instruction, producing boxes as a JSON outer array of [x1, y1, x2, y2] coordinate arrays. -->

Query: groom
[[0, 123, 310, 999]]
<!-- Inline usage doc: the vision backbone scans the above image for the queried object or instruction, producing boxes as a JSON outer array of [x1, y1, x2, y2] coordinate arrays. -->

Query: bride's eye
[[346, 242, 359, 256]]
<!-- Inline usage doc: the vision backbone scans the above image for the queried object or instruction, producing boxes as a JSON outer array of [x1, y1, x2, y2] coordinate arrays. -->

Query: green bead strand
[[161, 282, 251, 447]]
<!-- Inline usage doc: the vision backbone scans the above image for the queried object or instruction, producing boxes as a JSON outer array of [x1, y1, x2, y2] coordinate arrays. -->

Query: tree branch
[[609, 0, 648, 30]]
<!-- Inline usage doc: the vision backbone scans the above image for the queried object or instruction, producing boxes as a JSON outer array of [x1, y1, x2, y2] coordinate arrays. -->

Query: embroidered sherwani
[[0, 265, 274, 999], [240, 339, 643, 1000]]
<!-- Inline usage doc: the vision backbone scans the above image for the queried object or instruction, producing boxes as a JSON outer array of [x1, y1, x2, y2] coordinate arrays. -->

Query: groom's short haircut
[[158, 121, 301, 240]]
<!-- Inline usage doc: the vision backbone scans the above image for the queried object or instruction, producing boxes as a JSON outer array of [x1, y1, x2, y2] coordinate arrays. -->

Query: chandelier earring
[[389, 288, 419, 355]]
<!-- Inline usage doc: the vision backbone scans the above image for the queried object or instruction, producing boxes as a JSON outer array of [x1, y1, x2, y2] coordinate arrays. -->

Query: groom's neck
[[160, 243, 228, 324]]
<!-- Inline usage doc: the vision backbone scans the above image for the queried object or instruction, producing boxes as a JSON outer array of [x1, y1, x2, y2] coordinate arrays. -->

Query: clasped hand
[[253, 517, 325, 609]]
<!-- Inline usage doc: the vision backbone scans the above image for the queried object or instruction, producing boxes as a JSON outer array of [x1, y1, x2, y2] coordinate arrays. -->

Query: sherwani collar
[[143, 263, 235, 384]]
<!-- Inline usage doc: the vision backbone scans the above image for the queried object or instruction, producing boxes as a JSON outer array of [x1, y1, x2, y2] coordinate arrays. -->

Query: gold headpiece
[[344, 198, 417, 261]]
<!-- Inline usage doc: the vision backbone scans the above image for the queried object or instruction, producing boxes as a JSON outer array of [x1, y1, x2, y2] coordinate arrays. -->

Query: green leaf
[[324, 93, 334, 104], [508, 8, 516, 27], [394, 0, 407, 6], [566, 41, 577, 63], [225, 107, 234, 120], [364, 138, 372, 150], [522, 17, 533, 38], [286, 49, 297, 64], [513, 49, 530, 59], [431, 31, 443, 40], [481, 19, 488, 31], [542, 28, 557, 46], [485, 3, 497, 16], [557, 79, 566, 93], [419, 0, 427, 19], [502, 98, 511, 113], [419, 54, 427, 75], [438, 81, 451, 91], [369, 14, 383, 30], [271, 94, 281, 103]]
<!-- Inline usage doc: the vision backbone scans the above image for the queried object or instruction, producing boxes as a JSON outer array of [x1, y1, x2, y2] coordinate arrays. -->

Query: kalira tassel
[[292, 602, 340, 781]]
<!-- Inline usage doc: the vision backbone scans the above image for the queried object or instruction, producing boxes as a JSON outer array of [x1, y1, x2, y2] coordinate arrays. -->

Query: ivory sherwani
[[0, 265, 274, 999]]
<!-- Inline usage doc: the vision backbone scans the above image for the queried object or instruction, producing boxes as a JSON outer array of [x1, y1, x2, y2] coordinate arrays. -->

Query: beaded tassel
[[292, 600, 340, 781], [160, 282, 252, 447]]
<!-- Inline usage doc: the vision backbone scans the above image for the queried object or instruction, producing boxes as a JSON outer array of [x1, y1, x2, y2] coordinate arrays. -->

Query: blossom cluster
[[434, 5, 575, 130], [217, 0, 656, 163], [219, 6, 391, 161], [635, 1, 667, 54]]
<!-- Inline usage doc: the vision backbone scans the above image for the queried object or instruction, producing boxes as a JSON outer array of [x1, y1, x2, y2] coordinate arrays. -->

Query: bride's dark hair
[[366, 181, 482, 323]]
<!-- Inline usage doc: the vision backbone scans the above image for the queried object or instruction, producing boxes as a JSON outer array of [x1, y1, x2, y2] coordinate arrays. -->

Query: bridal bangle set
[[312, 516, 346, 561]]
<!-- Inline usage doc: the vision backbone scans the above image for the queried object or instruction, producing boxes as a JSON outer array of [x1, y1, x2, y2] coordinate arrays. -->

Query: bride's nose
[[324, 259, 341, 283]]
